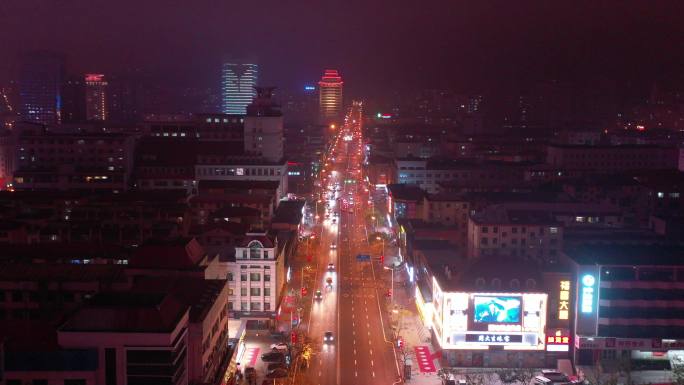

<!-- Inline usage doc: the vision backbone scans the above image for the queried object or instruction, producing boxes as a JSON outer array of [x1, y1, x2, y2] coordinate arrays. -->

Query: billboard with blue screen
[[473, 296, 521, 323]]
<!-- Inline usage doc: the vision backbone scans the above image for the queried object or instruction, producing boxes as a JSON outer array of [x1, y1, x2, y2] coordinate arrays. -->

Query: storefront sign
[[559, 280, 570, 320], [581, 274, 595, 313], [576, 336, 655, 350], [465, 333, 523, 343]]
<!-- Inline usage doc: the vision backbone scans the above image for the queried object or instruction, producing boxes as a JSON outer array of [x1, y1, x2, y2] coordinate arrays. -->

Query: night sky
[[2, 1, 683, 96]]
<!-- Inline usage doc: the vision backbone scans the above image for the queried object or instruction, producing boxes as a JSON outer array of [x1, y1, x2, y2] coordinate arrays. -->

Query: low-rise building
[[226, 231, 286, 323]]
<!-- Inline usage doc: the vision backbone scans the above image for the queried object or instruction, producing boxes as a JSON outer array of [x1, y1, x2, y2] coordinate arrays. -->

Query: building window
[[264, 288, 271, 297], [240, 302, 248, 310], [492, 278, 501, 289], [251, 302, 261, 311], [228, 301, 233, 310], [264, 274, 271, 282], [475, 278, 486, 288], [481, 237, 488, 245], [250, 273, 261, 281], [264, 302, 271, 311], [482, 226, 489, 233], [227, 272, 233, 281], [250, 288, 261, 296], [241, 288, 247, 296], [228, 288, 234, 295], [240, 274, 247, 282], [525, 279, 537, 289], [510, 279, 520, 289], [550, 227, 558, 234]]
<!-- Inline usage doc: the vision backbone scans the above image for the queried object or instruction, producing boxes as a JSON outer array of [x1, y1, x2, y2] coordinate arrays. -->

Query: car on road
[[244, 367, 257, 384], [270, 343, 288, 352], [330, 242, 336, 249], [324, 331, 334, 343], [327, 263, 335, 271], [332, 218, 336, 224], [326, 277, 333, 286], [266, 368, 289, 379], [261, 351, 285, 362], [314, 289, 323, 300]]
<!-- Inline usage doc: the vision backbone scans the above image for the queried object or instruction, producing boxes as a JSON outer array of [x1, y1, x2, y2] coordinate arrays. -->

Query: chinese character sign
[[559, 280, 570, 320]]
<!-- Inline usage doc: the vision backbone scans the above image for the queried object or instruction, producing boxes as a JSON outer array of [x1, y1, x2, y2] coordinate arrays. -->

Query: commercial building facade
[[222, 62, 258, 115], [318, 69, 343, 125]]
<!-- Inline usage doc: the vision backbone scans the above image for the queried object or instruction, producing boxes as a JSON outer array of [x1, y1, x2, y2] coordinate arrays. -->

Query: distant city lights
[[376, 112, 392, 119], [304, 85, 316, 91]]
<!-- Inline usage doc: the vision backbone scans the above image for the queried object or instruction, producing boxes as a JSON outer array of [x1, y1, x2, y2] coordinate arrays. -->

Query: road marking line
[[354, 349, 356, 355], [372, 371, 376, 378], [370, 349, 373, 355], [371, 360, 374, 366], [354, 359, 357, 365], [355, 371, 358, 377], [319, 370, 322, 377]]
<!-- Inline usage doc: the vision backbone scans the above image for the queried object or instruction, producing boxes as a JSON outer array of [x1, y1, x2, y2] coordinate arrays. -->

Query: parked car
[[261, 351, 285, 362], [267, 362, 287, 371], [270, 342, 288, 352], [266, 368, 288, 378]]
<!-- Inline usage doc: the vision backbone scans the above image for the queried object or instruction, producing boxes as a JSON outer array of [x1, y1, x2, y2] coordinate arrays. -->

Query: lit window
[[549, 227, 558, 234], [658, 192, 665, 198]]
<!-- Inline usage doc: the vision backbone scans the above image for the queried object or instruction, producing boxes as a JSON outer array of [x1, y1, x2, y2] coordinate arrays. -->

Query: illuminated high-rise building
[[19, 52, 64, 125], [318, 69, 343, 125], [222, 62, 258, 115], [85, 74, 108, 121]]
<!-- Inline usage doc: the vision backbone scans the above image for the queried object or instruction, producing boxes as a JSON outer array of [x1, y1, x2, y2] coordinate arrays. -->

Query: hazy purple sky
[[1, 1, 683, 95]]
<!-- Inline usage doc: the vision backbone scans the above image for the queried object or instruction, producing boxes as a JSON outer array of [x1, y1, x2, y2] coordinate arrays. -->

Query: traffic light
[[387, 289, 392, 297], [307, 255, 312, 262], [397, 337, 404, 349], [380, 255, 384, 264], [291, 332, 297, 344], [301, 287, 308, 296]]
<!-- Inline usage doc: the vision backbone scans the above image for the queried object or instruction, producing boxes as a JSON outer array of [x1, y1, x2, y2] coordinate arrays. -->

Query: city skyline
[[2, 2, 684, 97]]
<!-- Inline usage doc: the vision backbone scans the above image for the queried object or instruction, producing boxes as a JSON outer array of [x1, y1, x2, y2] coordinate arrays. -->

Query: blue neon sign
[[581, 274, 595, 313], [304, 85, 316, 91]]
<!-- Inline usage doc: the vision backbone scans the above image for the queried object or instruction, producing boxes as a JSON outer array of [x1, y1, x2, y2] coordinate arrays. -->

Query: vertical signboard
[[575, 266, 600, 336]]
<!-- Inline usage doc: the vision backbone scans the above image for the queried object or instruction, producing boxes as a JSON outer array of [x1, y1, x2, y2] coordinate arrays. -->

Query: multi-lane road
[[301, 103, 400, 385]]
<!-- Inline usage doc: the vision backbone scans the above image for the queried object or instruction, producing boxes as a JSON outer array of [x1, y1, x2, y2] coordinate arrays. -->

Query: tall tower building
[[61, 75, 86, 123], [19, 52, 64, 125], [85, 74, 108, 121], [222, 62, 258, 115], [244, 87, 284, 162], [318, 69, 343, 125]]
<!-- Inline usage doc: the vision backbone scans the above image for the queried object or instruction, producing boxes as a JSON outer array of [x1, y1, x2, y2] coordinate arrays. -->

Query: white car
[[330, 242, 337, 249], [270, 343, 288, 352]]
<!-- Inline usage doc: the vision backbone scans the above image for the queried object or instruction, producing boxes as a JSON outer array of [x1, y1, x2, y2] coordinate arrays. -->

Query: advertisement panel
[[435, 290, 547, 351], [473, 296, 521, 324]]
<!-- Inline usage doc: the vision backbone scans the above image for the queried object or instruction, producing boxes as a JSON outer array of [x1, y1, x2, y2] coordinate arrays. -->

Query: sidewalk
[[383, 260, 442, 385]]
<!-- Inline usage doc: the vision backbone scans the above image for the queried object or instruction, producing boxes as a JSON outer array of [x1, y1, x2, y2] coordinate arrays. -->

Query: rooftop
[[432, 256, 544, 292], [0, 262, 127, 283], [59, 291, 188, 333], [129, 238, 207, 270], [565, 244, 684, 266], [272, 200, 305, 225], [198, 179, 280, 192], [133, 277, 227, 323], [387, 183, 426, 202]]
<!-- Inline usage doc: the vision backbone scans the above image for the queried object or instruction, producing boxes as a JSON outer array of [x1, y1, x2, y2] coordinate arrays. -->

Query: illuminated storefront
[[431, 276, 549, 367]]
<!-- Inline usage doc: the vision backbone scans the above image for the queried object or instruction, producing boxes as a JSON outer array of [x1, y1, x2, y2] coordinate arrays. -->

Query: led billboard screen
[[473, 296, 521, 324]]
